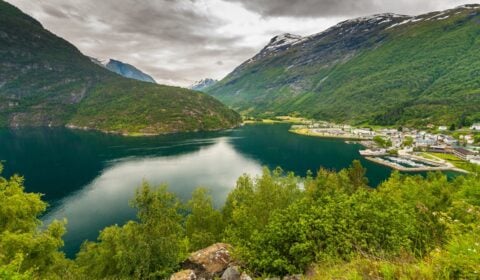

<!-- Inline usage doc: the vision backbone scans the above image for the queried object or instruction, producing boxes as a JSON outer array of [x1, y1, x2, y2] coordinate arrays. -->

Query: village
[[291, 121, 480, 173]]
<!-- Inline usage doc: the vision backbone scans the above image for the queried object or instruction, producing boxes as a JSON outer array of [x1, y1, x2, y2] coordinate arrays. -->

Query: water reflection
[[0, 124, 396, 257], [43, 138, 262, 256]]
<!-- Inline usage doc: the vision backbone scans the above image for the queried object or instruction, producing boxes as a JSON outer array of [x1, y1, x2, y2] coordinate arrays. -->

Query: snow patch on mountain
[[262, 33, 303, 53], [189, 78, 217, 91]]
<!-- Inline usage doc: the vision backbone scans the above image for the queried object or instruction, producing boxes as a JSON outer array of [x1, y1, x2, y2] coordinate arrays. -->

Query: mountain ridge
[[0, 0, 240, 135], [207, 4, 480, 126]]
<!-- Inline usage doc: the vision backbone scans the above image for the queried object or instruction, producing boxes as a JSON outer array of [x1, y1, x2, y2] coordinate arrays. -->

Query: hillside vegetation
[[1, 162, 479, 279], [0, 1, 240, 135], [207, 5, 480, 127]]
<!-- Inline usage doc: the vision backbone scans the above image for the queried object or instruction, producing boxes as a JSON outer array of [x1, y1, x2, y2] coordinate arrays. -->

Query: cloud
[[5, 0, 477, 86], [225, 0, 478, 17]]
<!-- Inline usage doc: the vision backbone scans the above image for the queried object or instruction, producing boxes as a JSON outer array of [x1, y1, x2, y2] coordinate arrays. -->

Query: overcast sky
[[6, 0, 478, 86]]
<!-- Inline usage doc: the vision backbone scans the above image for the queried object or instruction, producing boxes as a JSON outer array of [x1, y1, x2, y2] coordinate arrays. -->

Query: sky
[[6, 0, 478, 87]]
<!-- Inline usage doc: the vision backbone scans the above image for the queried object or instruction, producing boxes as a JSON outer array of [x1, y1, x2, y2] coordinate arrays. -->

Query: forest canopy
[[0, 162, 479, 279]]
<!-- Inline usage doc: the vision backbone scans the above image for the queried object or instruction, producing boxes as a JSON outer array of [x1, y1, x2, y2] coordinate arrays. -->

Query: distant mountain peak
[[263, 33, 303, 53], [189, 78, 217, 91], [455, 4, 480, 9], [90, 57, 156, 83]]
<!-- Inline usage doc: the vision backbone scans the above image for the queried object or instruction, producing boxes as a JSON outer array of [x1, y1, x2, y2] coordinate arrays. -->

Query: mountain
[[0, 1, 240, 135], [207, 5, 480, 126], [189, 78, 218, 91], [90, 57, 156, 83]]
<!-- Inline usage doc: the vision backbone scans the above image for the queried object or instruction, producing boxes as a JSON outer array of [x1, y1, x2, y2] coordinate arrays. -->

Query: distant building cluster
[[293, 121, 480, 166]]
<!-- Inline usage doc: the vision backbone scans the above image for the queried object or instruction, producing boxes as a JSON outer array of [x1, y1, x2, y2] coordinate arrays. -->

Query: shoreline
[[64, 123, 241, 137], [289, 128, 368, 141], [290, 127, 472, 174]]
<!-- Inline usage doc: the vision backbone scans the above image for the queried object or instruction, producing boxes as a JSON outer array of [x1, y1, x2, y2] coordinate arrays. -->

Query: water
[[0, 124, 395, 257]]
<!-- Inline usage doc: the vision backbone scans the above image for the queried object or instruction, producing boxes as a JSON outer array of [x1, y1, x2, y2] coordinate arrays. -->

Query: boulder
[[170, 269, 196, 280], [182, 243, 233, 278], [240, 272, 253, 280], [221, 266, 241, 280]]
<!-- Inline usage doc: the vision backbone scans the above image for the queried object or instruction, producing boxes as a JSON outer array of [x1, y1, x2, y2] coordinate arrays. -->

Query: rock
[[170, 269, 196, 280], [283, 275, 302, 280], [240, 272, 253, 280], [221, 266, 241, 280], [182, 243, 233, 279]]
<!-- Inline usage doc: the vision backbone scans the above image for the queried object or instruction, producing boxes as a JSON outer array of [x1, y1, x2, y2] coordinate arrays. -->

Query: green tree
[[402, 136, 414, 147], [76, 182, 187, 279], [346, 160, 369, 190], [186, 188, 223, 251], [0, 164, 70, 279], [223, 168, 302, 262], [373, 136, 391, 148]]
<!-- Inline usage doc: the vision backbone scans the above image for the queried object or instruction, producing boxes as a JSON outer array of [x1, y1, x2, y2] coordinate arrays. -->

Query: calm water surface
[[0, 124, 395, 257]]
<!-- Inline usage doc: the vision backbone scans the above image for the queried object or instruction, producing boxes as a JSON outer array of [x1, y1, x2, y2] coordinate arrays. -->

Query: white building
[[471, 123, 480, 131], [438, 126, 448, 131], [470, 156, 480, 165]]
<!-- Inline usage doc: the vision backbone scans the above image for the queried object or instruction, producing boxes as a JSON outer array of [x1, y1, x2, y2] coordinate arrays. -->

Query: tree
[[0, 163, 70, 279], [347, 160, 369, 190], [76, 182, 187, 279], [373, 136, 391, 148], [223, 168, 302, 262], [185, 188, 223, 251], [403, 136, 414, 147], [449, 123, 456, 131]]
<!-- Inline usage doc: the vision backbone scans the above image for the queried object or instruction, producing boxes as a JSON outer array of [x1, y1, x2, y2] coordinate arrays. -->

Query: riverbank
[[243, 116, 309, 125], [65, 123, 240, 137], [289, 128, 367, 140]]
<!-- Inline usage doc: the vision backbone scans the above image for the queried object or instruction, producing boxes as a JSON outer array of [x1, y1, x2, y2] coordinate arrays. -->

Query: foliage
[[0, 163, 70, 279], [0, 0, 240, 134], [75, 182, 187, 279], [222, 167, 302, 260], [402, 136, 414, 147], [373, 136, 392, 148], [207, 6, 480, 126], [185, 188, 224, 251], [2, 160, 480, 279]]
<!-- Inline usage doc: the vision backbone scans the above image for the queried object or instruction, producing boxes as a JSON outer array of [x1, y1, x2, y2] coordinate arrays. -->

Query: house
[[464, 135, 475, 145], [443, 136, 458, 145], [470, 156, 480, 165], [471, 123, 480, 131], [429, 145, 451, 153], [453, 148, 477, 160], [438, 126, 448, 131]]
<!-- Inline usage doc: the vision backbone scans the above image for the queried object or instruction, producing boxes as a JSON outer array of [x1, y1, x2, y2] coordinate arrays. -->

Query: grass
[[424, 152, 479, 173]]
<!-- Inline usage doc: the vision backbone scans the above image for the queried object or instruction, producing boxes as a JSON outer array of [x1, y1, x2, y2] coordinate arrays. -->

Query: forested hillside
[[0, 1, 240, 135], [207, 5, 480, 126]]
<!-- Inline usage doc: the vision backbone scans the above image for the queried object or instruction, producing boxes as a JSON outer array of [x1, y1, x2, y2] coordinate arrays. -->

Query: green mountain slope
[[0, 1, 240, 135], [207, 5, 480, 126]]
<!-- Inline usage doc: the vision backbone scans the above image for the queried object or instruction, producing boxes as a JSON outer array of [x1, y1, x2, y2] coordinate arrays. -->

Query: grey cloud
[[7, 0, 250, 86], [225, 0, 476, 17], [7, 0, 476, 86]]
